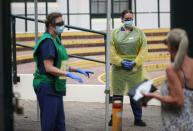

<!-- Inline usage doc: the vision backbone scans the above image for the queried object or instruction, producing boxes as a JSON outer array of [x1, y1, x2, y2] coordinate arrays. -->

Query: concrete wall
[[11, 0, 170, 33], [11, 0, 90, 33], [135, 0, 170, 28]]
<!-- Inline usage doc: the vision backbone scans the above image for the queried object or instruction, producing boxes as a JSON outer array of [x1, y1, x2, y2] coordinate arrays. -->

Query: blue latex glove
[[66, 72, 83, 83], [121, 60, 136, 70], [76, 68, 94, 78]]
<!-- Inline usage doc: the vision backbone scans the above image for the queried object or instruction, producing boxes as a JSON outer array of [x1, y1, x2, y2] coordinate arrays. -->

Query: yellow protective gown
[[110, 26, 148, 95]]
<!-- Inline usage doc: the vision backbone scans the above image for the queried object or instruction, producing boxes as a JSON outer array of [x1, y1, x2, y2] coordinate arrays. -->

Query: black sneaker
[[134, 120, 146, 127], [108, 119, 112, 126], [109, 114, 112, 126]]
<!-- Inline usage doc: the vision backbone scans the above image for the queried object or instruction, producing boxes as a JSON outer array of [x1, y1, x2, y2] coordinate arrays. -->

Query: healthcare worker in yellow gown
[[110, 10, 148, 127]]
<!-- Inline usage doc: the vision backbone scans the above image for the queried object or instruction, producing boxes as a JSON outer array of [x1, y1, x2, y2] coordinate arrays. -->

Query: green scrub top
[[33, 32, 69, 92]]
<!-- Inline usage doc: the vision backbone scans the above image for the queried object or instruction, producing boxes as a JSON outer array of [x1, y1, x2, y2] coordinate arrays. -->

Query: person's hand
[[141, 93, 155, 107], [76, 68, 94, 78], [66, 72, 83, 83], [143, 92, 157, 99], [121, 60, 136, 70], [141, 97, 152, 107]]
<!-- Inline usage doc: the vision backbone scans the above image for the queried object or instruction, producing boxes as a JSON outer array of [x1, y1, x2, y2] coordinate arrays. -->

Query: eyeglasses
[[124, 18, 133, 21], [55, 21, 64, 26]]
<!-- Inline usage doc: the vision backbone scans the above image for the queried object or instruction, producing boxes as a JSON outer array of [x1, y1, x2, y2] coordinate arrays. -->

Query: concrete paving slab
[[15, 100, 162, 131]]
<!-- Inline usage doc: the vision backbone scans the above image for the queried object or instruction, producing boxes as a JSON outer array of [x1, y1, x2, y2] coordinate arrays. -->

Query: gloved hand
[[121, 60, 136, 70], [76, 68, 94, 78], [66, 72, 83, 83]]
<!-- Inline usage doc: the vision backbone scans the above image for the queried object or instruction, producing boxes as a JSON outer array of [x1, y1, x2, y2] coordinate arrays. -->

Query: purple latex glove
[[66, 72, 83, 83], [76, 68, 94, 78]]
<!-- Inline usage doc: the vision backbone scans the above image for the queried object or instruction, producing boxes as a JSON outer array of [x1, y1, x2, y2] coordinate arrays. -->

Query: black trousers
[[111, 95, 142, 121]]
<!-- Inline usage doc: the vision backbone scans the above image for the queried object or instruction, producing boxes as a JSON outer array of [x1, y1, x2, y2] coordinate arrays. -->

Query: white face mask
[[124, 20, 133, 27], [55, 26, 64, 34]]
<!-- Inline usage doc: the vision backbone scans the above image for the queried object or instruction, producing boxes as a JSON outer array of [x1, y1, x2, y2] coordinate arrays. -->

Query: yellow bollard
[[112, 100, 123, 131]]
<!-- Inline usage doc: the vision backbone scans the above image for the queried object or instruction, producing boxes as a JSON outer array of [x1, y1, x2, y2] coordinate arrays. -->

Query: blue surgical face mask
[[124, 20, 133, 28], [55, 26, 64, 34]]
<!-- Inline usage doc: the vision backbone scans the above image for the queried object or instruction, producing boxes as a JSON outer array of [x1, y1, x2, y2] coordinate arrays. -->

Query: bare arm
[[145, 65, 184, 107], [44, 59, 68, 76], [68, 66, 78, 72], [165, 66, 184, 106]]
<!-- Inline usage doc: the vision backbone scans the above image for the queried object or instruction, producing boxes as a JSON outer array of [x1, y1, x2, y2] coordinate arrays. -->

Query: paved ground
[[15, 56, 164, 131], [15, 100, 162, 131]]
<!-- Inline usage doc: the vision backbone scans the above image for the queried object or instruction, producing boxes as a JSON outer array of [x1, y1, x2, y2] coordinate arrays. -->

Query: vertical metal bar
[[67, 0, 70, 29], [111, 0, 114, 29], [97, 0, 99, 14], [45, 0, 48, 16], [105, 0, 111, 130], [12, 16, 19, 84], [157, 0, 160, 28], [34, 0, 40, 121], [34, 0, 38, 42], [129, 0, 132, 10], [0, 0, 13, 130], [134, 0, 137, 26], [119, 0, 120, 12], [89, 0, 92, 29], [24, 0, 28, 32]]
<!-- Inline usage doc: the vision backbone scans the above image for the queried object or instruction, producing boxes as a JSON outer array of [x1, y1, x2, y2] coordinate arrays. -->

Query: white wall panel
[[160, 13, 170, 28], [92, 19, 107, 31], [160, 0, 170, 12], [11, 0, 170, 32], [136, 0, 158, 12], [69, 0, 89, 13], [70, 15, 90, 29], [137, 14, 158, 29]]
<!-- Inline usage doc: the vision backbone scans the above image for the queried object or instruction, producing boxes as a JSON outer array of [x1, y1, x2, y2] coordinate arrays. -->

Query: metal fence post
[[34, 0, 40, 122], [45, 0, 48, 16], [105, 0, 111, 130], [11, 16, 20, 84], [134, 0, 137, 26], [157, 0, 160, 28], [67, 0, 70, 30], [89, 0, 92, 29], [111, 0, 114, 29], [24, 0, 28, 32], [0, 0, 13, 130]]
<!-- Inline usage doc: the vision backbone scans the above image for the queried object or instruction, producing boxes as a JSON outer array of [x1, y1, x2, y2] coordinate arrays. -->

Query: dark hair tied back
[[121, 10, 133, 19], [45, 12, 63, 30]]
